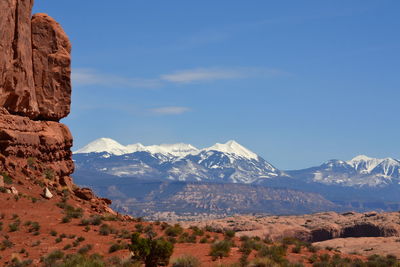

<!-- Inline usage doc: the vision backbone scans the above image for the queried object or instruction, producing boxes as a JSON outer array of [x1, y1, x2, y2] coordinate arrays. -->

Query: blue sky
[[33, 1, 400, 169]]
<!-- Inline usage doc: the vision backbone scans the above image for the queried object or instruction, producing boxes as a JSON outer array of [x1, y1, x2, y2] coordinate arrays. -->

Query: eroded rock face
[[0, 1, 71, 121], [32, 14, 72, 121], [0, 0, 38, 118], [0, 108, 74, 190]]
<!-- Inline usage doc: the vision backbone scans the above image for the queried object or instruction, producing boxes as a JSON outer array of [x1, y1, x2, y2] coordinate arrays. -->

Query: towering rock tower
[[0, 0, 74, 193]]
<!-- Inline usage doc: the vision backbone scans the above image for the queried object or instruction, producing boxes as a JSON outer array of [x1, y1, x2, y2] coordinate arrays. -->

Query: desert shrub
[[27, 157, 36, 168], [291, 244, 301, 253], [177, 233, 196, 243], [7, 258, 33, 267], [0, 239, 14, 250], [64, 205, 83, 219], [200, 237, 208, 243], [210, 240, 232, 260], [77, 244, 93, 254], [307, 245, 318, 253], [165, 224, 183, 237], [248, 257, 280, 267], [129, 232, 174, 267], [134, 223, 144, 233], [28, 222, 40, 232], [172, 254, 201, 267], [99, 223, 116, 236], [2, 173, 12, 184], [318, 254, 330, 262], [80, 215, 103, 226], [63, 244, 72, 250], [224, 229, 236, 239], [42, 250, 64, 267], [160, 222, 170, 230], [258, 245, 287, 264], [109, 242, 127, 253], [118, 229, 131, 239], [189, 226, 204, 236], [9, 221, 20, 232], [76, 236, 85, 242], [366, 254, 399, 267], [44, 169, 54, 180], [61, 216, 70, 223]]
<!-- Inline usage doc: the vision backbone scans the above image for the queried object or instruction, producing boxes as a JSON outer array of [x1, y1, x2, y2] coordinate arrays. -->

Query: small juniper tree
[[129, 232, 174, 267]]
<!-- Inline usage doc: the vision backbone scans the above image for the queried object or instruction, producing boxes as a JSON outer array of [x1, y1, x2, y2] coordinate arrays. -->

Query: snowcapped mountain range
[[290, 155, 400, 187], [74, 138, 400, 187], [74, 138, 281, 184]]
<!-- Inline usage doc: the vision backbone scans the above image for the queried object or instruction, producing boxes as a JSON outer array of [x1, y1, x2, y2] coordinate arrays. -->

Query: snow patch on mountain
[[203, 140, 258, 160], [74, 138, 259, 160], [75, 138, 130, 155]]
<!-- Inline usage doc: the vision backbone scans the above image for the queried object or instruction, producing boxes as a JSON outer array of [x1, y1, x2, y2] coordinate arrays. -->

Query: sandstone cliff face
[[0, 1, 111, 213], [32, 13, 72, 121], [0, 0, 71, 121], [0, 0, 38, 118]]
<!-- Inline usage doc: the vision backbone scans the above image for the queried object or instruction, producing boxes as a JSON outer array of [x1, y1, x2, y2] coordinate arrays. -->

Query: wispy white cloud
[[149, 106, 191, 115], [72, 67, 287, 88], [72, 68, 161, 88], [160, 68, 246, 84], [160, 67, 287, 84]]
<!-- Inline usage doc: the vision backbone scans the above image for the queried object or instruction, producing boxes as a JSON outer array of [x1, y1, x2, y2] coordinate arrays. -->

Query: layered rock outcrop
[[0, 0, 73, 189]]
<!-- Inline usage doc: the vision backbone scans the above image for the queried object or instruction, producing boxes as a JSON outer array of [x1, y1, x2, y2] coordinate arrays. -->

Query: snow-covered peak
[[74, 138, 199, 157], [126, 143, 147, 153], [347, 155, 400, 174], [204, 140, 258, 160], [146, 143, 199, 157], [74, 138, 260, 160], [74, 138, 130, 155]]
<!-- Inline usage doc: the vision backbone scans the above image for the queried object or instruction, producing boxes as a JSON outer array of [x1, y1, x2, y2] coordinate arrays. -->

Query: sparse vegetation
[[77, 244, 93, 254], [129, 232, 174, 267], [210, 240, 233, 260], [165, 224, 184, 237], [172, 255, 201, 267], [99, 223, 116, 236], [2, 172, 12, 184], [109, 242, 128, 253]]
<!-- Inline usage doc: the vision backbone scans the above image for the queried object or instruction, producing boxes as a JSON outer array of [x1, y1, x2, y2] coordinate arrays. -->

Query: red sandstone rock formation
[[0, 0, 111, 214], [32, 14, 72, 121], [0, 0, 38, 118], [0, 0, 71, 121]]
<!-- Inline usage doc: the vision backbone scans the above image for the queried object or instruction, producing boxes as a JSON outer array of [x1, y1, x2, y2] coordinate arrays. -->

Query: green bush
[[224, 229, 236, 239], [165, 224, 184, 237], [210, 240, 232, 260], [2, 173, 12, 185], [0, 239, 14, 250], [129, 232, 174, 267], [8, 221, 20, 232], [248, 257, 280, 267], [77, 244, 93, 254], [257, 245, 287, 264], [109, 242, 127, 253], [99, 223, 116, 236], [172, 254, 201, 267], [28, 222, 40, 232]]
